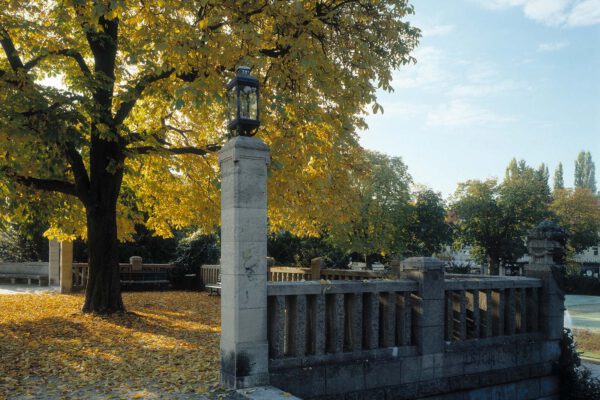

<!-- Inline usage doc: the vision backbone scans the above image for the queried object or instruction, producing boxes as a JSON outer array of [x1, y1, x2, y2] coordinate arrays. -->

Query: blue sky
[[359, 0, 600, 198]]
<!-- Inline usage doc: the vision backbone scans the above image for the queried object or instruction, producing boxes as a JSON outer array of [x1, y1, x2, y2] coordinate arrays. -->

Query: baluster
[[346, 293, 363, 351], [268, 295, 286, 358], [528, 287, 539, 332], [445, 291, 454, 341], [363, 292, 380, 350], [326, 293, 345, 353], [382, 292, 397, 347], [492, 289, 505, 336], [518, 287, 527, 333], [505, 288, 516, 335], [397, 291, 412, 346], [480, 290, 492, 338], [289, 295, 307, 356], [457, 290, 467, 340], [310, 294, 326, 355], [468, 289, 481, 339]]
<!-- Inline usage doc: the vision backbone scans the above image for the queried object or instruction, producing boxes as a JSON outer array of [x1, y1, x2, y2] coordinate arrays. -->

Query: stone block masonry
[[219, 136, 270, 389]]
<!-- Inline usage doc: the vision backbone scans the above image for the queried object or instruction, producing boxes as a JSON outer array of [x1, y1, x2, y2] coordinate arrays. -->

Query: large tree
[[330, 150, 412, 261], [574, 151, 596, 193], [0, 1, 420, 313]]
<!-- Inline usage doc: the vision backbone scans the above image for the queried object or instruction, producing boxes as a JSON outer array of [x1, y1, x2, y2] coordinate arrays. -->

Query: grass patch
[[573, 328, 600, 361], [0, 292, 223, 398]]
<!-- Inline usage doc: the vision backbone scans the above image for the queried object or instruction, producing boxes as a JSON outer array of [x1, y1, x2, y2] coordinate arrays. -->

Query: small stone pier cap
[[401, 257, 444, 271]]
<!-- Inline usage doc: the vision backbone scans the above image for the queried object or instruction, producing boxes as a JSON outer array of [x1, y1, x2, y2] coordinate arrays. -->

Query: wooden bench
[[205, 274, 221, 295], [120, 270, 171, 290], [0, 273, 49, 286]]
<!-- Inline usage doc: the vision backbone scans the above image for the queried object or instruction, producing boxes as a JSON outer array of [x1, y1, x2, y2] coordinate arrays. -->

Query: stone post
[[524, 221, 566, 340], [59, 241, 73, 294], [401, 257, 445, 355], [130, 256, 143, 271], [219, 136, 270, 389], [48, 239, 61, 285], [310, 257, 324, 280]]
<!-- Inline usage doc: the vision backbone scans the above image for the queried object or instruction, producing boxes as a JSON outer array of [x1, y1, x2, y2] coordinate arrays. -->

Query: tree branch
[[114, 68, 175, 125], [62, 140, 91, 204], [23, 49, 92, 78], [0, 25, 25, 71], [1, 166, 78, 197], [128, 144, 221, 156]]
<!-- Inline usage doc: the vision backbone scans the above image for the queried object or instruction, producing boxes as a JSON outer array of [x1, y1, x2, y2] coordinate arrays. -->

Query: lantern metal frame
[[226, 66, 260, 137]]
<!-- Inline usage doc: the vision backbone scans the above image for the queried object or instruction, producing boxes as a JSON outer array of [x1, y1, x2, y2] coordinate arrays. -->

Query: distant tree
[[330, 151, 412, 261], [452, 159, 551, 274], [554, 163, 565, 192], [574, 151, 596, 193], [500, 159, 552, 236], [551, 188, 600, 253], [405, 189, 451, 256], [450, 180, 517, 274]]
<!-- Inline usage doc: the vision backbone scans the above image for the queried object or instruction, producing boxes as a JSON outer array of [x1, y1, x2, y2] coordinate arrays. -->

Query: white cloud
[[392, 46, 451, 89], [566, 0, 600, 26], [422, 24, 455, 37], [473, 0, 600, 27], [426, 100, 515, 127], [538, 41, 570, 51]]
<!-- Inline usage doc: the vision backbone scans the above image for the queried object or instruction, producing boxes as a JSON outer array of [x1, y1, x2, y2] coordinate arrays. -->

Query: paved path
[[582, 361, 600, 379], [565, 295, 600, 331], [0, 284, 58, 295]]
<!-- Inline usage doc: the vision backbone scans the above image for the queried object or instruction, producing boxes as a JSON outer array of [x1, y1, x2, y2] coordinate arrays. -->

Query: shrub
[[558, 329, 600, 400], [564, 274, 600, 296], [172, 232, 219, 288], [267, 231, 347, 268]]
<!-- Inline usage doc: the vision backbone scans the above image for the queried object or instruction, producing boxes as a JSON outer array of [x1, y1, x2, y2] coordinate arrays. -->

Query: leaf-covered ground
[[0, 292, 240, 399], [574, 328, 600, 362]]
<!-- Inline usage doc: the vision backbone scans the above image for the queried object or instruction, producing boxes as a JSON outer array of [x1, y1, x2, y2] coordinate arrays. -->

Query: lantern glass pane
[[239, 85, 258, 120], [227, 88, 237, 123]]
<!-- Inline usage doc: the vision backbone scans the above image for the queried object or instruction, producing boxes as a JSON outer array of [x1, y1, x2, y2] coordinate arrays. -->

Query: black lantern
[[227, 66, 260, 136]]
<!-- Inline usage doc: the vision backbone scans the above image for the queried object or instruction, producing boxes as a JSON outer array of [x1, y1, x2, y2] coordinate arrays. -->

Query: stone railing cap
[[220, 136, 269, 153]]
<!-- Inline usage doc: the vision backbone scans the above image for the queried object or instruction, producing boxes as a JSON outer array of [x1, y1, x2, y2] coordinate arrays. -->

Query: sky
[[359, 0, 600, 198]]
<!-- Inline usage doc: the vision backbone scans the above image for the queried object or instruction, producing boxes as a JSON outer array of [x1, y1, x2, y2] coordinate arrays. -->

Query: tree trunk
[[82, 203, 124, 313], [82, 132, 125, 314]]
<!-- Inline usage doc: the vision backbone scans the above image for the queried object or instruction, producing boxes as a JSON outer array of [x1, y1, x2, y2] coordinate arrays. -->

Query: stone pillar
[[310, 257, 324, 280], [524, 221, 566, 340], [48, 239, 61, 285], [59, 241, 73, 294], [219, 136, 270, 389], [401, 257, 445, 355], [130, 256, 143, 271]]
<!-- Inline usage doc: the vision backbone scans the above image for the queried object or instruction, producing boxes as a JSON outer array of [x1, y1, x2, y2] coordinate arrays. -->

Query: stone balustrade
[[444, 275, 543, 345], [266, 279, 419, 369]]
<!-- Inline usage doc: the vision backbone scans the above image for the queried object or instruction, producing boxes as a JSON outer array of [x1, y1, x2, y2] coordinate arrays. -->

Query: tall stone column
[[400, 257, 445, 355], [48, 239, 61, 285], [59, 241, 73, 294], [219, 136, 270, 389], [524, 220, 566, 340]]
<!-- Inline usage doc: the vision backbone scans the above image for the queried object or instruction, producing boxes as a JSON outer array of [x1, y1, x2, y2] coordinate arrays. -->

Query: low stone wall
[[0, 262, 48, 275], [270, 338, 560, 399]]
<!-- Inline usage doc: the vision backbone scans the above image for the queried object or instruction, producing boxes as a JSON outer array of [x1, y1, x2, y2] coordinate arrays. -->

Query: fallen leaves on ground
[[0, 292, 224, 398], [573, 328, 600, 360]]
